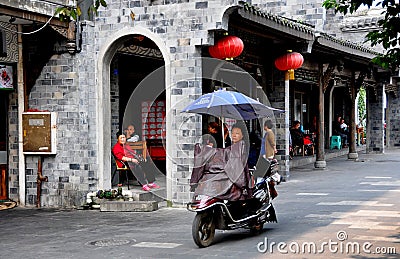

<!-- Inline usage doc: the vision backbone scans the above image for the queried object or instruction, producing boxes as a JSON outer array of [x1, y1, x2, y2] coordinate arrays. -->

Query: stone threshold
[[100, 200, 158, 212]]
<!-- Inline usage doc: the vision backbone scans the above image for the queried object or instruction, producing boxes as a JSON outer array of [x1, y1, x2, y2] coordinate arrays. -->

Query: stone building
[[0, 0, 397, 208]]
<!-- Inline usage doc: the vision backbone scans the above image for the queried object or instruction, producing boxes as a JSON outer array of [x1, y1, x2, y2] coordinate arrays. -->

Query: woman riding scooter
[[188, 122, 280, 247]]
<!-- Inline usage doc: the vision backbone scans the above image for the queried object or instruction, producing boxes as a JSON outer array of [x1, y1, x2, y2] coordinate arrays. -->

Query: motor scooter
[[187, 158, 280, 248]]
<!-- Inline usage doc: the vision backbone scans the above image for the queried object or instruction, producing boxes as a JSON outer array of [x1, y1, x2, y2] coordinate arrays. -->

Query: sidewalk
[[289, 147, 400, 175], [289, 145, 367, 168]]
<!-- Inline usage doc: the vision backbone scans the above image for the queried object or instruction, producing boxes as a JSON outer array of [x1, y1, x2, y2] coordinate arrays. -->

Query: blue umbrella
[[182, 89, 283, 120]]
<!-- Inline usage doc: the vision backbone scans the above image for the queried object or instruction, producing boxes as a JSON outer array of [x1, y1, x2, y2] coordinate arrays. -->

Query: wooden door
[[0, 164, 6, 200], [1, 95, 8, 200]]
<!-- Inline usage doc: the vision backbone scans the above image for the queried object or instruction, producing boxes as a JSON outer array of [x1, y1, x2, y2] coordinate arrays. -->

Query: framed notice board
[[22, 112, 57, 154]]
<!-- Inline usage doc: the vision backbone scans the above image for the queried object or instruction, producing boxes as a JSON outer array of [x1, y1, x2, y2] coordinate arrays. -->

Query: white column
[[17, 25, 25, 205]]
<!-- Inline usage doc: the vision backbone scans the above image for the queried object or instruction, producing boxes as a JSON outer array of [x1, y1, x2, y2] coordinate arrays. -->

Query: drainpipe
[[17, 24, 26, 206], [36, 156, 48, 208]]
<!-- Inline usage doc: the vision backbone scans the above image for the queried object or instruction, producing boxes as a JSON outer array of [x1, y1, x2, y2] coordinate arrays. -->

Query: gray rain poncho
[[190, 140, 252, 201]]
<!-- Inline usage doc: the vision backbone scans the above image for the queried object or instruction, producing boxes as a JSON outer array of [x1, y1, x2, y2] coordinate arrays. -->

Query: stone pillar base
[[314, 160, 326, 169], [348, 152, 358, 160], [281, 169, 290, 182]]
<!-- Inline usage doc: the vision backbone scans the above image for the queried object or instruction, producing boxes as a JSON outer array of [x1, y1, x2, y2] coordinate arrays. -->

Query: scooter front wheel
[[192, 212, 215, 248]]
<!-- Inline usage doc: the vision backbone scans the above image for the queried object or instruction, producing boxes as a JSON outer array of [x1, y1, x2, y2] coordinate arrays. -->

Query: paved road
[[1, 150, 399, 259]]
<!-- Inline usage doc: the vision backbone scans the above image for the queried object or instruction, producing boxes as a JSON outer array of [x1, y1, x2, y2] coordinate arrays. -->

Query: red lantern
[[274, 51, 304, 71], [209, 35, 244, 60]]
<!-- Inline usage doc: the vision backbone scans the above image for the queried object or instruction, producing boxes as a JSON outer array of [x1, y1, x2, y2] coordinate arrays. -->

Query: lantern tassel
[[285, 71, 290, 81], [289, 69, 295, 80]]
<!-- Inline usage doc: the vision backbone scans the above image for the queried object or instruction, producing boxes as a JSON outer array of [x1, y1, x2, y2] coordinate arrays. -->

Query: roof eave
[[237, 8, 315, 42], [316, 36, 378, 61]]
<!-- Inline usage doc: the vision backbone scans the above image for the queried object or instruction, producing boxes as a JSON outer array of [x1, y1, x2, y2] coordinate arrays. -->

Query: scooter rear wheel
[[192, 212, 215, 248]]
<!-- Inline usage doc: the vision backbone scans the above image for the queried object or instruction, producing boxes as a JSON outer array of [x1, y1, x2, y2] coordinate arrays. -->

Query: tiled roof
[[240, 2, 315, 35], [340, 16, 384, 31], [318, 33, 381, 56], [238, 1, 379, 56]]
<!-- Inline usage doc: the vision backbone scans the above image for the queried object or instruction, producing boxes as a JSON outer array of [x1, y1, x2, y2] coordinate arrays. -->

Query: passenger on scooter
[[189, 122, 252, 201], [227, 123, 253, 199]]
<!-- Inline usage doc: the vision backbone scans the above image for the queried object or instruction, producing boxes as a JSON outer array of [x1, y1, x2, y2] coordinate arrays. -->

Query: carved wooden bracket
[[356, 71, 366, 91], [322, 62, 336, 93], [348, 71, 367, 100], [50, 25, 68, 39], [49, 21, 75, 40]]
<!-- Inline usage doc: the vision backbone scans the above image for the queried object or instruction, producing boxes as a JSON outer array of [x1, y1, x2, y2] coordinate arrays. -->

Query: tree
[[357, 86, 366, 126], [55, 0, 107, 22], [323, 0, 400, 71]]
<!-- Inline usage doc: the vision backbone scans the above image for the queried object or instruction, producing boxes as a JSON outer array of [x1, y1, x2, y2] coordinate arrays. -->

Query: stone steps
[[100, 200, 158, 212], [98, 185, 166, 212], [130, 187, 166, 203]]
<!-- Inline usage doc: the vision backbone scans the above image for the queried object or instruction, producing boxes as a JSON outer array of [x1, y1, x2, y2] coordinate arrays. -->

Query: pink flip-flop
[[147, 183, 160, 189], [142, 184, 151, 191]]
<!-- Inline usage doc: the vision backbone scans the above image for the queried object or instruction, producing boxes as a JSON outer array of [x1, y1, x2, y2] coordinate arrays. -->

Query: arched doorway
[[111, 35, 166, 187], [97, 27, 171, 196]]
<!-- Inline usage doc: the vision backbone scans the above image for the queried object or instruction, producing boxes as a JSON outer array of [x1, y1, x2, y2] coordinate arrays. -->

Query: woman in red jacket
[[112, 133, 158, 191]]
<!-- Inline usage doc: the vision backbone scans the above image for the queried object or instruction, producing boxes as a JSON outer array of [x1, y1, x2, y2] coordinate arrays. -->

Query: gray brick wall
[[252, 0, 326, 29], [387, 87, 400, 148], [366, 85, 385, 153], [7, 92, 18, 201], [26, 47, 97, 207]]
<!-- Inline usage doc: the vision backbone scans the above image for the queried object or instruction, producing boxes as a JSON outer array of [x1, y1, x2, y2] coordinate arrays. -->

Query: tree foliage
[[357, 86, 366, 126], [55, 0, 107, 22], [323, 0, 400, 71]]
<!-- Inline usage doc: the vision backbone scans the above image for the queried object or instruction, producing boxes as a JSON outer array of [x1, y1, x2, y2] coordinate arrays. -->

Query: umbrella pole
[[221, 116, 225, 148]]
